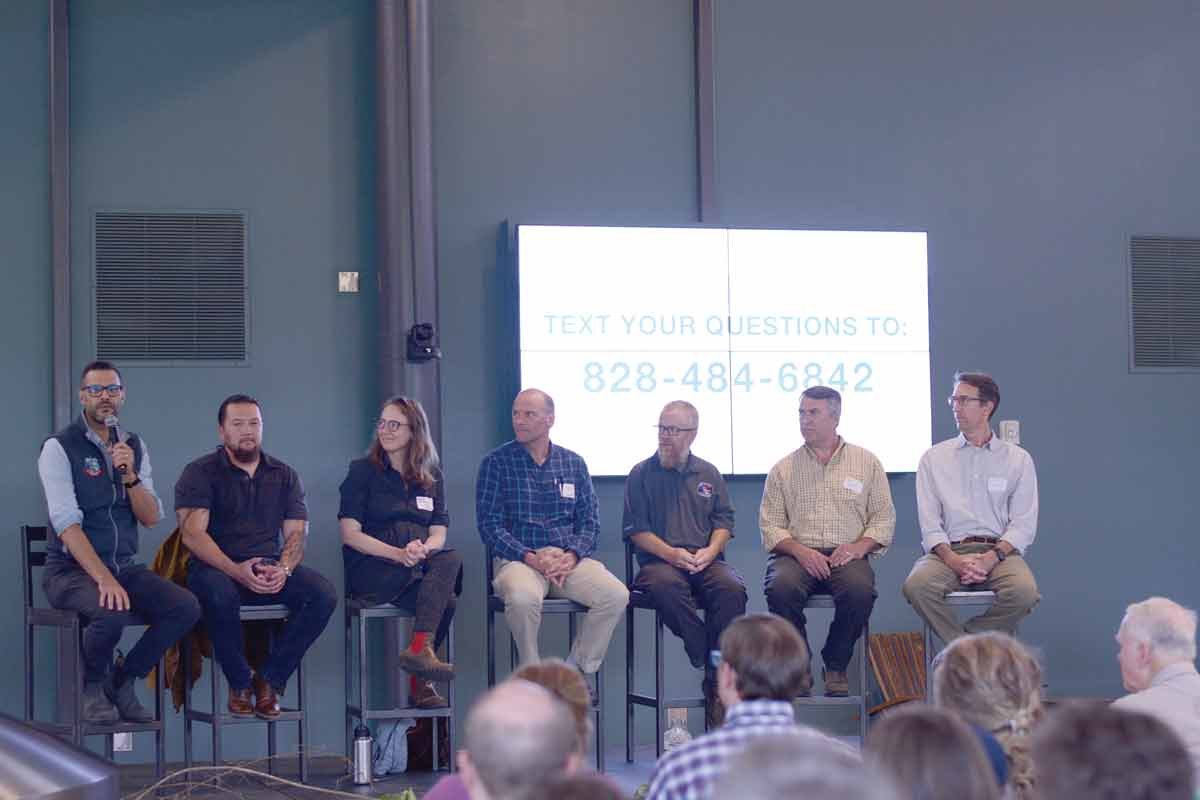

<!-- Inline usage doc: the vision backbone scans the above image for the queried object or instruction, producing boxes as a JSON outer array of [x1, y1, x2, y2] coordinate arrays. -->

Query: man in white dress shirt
[[1113, 597, 1200, 780], [902, 371, 1040, 644]]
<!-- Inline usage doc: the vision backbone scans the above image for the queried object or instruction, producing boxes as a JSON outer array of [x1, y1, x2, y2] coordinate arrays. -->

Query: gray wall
[[2, 0, 1198, 763]]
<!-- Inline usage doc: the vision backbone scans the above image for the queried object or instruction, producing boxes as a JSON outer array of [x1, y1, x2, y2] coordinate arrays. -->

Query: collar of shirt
[[504, 438, 560, 466], [1150, 661, 1200, 688], [955, 431, 998, 450], [800, 436, 846, 465], [651, 451, 698, 474], [723, 698, 797, 728]]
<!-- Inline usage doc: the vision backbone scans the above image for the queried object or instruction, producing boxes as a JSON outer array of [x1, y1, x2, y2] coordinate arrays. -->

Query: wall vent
[[1130, 235, 1200, 371], [95, 211, 247, 362]]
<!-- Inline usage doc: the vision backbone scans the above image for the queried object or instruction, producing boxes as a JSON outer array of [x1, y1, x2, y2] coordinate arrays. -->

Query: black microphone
[[103, 415, 128, 475]]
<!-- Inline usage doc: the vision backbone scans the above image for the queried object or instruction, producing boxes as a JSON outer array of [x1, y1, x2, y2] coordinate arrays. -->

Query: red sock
[[408, 632, 430, 654], [410, 675, 421, 695]]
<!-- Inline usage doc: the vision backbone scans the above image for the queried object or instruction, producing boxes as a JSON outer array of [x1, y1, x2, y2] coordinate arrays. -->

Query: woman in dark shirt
[[339, 396, 462, 707]]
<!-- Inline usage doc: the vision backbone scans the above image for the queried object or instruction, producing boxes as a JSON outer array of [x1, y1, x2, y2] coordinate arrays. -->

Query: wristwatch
[[992, 546, 1007, 562], [123, 477, 142, 489]]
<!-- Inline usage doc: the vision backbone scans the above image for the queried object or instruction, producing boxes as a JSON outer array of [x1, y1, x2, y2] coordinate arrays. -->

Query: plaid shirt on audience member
[[475, 439, 599, 562], [645, 699, 799, 800]]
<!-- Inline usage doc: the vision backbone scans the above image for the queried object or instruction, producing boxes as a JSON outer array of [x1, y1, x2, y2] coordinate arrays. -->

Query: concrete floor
[[117, 748, 660, 798]]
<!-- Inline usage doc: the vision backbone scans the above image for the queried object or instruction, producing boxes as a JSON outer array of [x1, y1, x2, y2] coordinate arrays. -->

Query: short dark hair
[[718, 613, 811, 701], [79, 360, 123, 386], [1033, 703, 1194, 800], [800, 385, 842, 418], [953, 371, 1000, 420], [218, 394, 261, 425]]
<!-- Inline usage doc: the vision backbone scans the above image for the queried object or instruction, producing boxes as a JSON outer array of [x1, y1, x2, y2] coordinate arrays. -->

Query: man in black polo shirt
[[623, 400, 747, 727], [176, 394, 336, 719]]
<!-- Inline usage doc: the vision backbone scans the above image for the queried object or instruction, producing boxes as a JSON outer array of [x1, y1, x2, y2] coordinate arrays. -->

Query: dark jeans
[[43, 562, 202, 683], [346, 549, 462, 648], [187, 560, 337, 692], [632, 559, 747, 669], [763, 551, 876, 672]]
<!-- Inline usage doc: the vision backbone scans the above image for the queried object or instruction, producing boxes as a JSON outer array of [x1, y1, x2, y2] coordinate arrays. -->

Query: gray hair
[[714, 730, 897, 800], [1122, 597, 1198, 662], [464, 679, 577, 800], [800, 385, 842, 419], [661, 400, 699, 427]]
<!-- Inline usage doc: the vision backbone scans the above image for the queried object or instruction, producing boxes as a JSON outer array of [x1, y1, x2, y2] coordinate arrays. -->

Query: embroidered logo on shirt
[[697, 481, 714, 498], [83, 457, 103, 477]]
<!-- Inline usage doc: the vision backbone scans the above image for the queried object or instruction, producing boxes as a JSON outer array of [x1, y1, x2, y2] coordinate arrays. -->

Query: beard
[[229, 442, 260, 464]]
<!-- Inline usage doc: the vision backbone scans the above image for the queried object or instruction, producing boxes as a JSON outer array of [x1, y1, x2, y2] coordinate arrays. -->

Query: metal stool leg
[[446, 616, 456, 774], [183, 636, 193, 768], [625, 606, 635, 763], [859, 618, 869, 743], [654, 611, 665, 759], [298, 653, 308, 784], [924, 621, 934, 700]]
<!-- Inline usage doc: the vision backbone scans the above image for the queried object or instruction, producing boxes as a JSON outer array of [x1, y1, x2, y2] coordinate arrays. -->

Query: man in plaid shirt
[[645, 613, 822, 800], [476, 388, 628, 683]]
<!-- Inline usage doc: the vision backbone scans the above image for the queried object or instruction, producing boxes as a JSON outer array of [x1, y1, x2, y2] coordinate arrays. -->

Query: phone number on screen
[[582, 361, 873, 393]]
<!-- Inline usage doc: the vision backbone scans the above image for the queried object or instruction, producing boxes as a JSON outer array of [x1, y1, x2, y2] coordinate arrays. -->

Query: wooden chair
[[867, 632, 925, 716]]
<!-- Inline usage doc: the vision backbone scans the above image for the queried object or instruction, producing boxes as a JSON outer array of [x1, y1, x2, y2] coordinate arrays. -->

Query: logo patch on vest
[[696, 481, 714, 498], [83, 457, 103, 477]]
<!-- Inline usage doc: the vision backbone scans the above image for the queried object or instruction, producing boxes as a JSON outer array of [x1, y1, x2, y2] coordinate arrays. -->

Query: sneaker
[[823, 668, 849, 697], [396, 644, 455, 682], [82, 681, 120, 724], [103, 669, 153, 723]]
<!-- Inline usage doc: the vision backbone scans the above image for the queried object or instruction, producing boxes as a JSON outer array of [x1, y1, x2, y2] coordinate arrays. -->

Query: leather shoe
[[252, 675, 280, 720], [83, 681, 120, 724], [228, 686, 254, 718], [411, 679, 448, 709], [396, 644, 455, 682], [104, 669, 153, 723], [823, 668, 849, 697]]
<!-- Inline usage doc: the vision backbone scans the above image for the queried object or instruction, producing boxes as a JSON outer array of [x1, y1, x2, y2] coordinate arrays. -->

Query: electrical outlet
[[113, 732, 133, 752], [998, 419, 1020, 445]]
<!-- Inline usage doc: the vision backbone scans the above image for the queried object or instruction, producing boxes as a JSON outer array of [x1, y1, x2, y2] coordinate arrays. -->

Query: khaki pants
[[901, 542, 1040, 646], [493, 548, 629, 674]]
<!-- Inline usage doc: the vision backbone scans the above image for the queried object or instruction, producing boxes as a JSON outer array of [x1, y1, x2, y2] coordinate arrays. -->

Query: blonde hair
[[514, 658, 592, 755], [933, 632, 1042, 799]]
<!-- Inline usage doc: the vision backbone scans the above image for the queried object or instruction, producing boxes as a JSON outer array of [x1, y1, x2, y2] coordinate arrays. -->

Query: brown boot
[[228, 686, 254, 718], [252, 674, 281, 720], [411, 679, 448, 709], [396, 644, 455, 682], [823, 668, 849, 697]]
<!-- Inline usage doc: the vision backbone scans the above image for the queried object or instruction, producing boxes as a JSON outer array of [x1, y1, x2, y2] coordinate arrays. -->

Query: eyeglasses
[[82, 384, 124, 397], [655, 425, 697, 437], [376, 419, 411, 432], [947, 395, 987, 408]]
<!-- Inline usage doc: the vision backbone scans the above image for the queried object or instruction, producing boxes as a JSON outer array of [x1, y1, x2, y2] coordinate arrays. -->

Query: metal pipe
[[375, 0, 413, 400], [405, 0, 442, 448], [50, 0, 71, 429], [694, 0, 717, 223]]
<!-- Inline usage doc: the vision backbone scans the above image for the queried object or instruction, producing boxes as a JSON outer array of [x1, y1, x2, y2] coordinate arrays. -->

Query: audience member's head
[[714, 731, 895, 800], [1033, 703, 1194, 800], [513, 658, 593, 756], [459, 679, 579, 800], [716, 612, 812, 706], [529, 772, 627, 800], [866, 705, 1000, 800], [933, 632, 1043, 799], [1116, 597, 1198, 692]]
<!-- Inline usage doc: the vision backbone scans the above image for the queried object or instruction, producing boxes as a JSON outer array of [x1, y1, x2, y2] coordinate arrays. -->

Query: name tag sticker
[[560, 482, 576, 499], [987, 477, 1008, 493], [416, 496, 434, 511], [843, 477, 864, 495]]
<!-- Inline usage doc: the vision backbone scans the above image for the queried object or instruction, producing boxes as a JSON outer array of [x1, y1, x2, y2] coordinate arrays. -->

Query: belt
[[959, 536, 999, 545]]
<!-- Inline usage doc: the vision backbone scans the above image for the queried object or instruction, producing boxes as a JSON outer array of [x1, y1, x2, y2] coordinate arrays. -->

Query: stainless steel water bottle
[[352, 724, 373, 785]]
